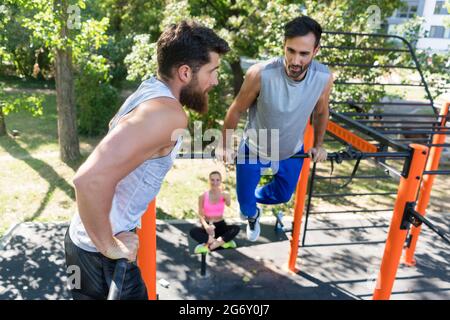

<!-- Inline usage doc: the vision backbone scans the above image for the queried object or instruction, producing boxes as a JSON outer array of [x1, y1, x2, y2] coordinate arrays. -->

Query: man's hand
[[308, 146, 328, 163], [103, 232, 139, 262]]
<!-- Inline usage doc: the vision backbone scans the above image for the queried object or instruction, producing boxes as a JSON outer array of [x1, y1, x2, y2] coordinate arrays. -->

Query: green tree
[[4, 0, 113, 161], [125, 0, 404, 128]]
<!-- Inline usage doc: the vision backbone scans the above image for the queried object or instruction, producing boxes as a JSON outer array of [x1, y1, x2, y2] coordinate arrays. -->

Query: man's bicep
[[315, 74, 333, 113], [77, 112, 179, 186], [231, 65, 261, 112]]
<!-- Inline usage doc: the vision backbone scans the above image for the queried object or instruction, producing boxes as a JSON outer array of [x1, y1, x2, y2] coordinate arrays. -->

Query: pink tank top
[[203, 191, 225, 218]]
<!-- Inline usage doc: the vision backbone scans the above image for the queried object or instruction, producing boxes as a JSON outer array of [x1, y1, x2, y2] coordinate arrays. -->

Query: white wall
[[417, 0, 450, 51]]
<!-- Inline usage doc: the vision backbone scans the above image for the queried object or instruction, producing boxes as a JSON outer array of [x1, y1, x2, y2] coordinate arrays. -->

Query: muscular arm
[[312, 73, 334, 148], [222, 64, 262, 149], [73, 98, 187, 255]]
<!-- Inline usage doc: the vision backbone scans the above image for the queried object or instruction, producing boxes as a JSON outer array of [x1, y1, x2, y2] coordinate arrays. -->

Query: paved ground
[[0, 210, 449, 300]]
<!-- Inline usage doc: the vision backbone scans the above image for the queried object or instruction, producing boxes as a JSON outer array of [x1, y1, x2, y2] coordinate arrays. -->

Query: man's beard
[[287, 61, 311, 80], [179, 76, 209, 114]]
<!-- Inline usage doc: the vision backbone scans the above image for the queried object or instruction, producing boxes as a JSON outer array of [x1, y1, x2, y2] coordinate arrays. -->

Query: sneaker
[[246, 207, 261, 242], [221, 240, 237, 249], [194, 244, 209, 254]]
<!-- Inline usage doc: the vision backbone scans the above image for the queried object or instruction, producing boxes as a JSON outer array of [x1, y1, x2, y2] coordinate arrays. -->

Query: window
[[429, 26, 445, 38], [396, 1, 419, 18], [434, 1, 449, 15]]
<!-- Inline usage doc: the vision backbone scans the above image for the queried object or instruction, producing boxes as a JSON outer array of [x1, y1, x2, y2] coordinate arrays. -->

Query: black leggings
[[190, 220, 240, 244]]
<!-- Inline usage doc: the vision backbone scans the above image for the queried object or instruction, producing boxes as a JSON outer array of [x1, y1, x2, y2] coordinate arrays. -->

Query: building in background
[[387, 0, 450, 52]]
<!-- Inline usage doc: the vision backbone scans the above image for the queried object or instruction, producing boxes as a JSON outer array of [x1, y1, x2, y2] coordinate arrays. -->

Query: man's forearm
[[222, 107, 241, 149], [313, 111, 329, 148], [74, 179, 116, 254]]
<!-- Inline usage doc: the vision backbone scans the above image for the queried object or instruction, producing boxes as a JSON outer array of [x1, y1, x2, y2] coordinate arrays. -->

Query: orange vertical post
[[403, 102, 449, 266], [288, 121, 314, 272], [137, 199, 157, 300], [373, 144, 428, 300]]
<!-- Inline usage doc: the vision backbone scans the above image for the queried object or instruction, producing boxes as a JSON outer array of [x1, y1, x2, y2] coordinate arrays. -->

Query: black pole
[[302, 162, 317, 247], [107, 258, 128, 300]]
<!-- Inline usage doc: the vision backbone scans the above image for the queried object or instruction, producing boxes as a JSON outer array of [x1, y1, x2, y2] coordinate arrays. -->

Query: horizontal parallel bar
[[339, 112, 441, 118], [426, 144, 450, 147], [373, 130, 449, 135], [357, 120, 440, 124], [332, 101, 433, 106], [334, 81, 424, 87], [423, 170, 450, 175], [369, 126, 447, 130], [330, 111, 410, 151], [320, 45, 409, 52], [324, 62, 415, 69], [312, 192, 397, 198], [309, 208, 393, 214], [314, 175, 392, 180]]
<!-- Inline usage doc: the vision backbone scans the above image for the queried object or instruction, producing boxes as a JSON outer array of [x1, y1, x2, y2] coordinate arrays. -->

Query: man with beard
[[220, 16, 333, 241], [65, 21, 229, 299]]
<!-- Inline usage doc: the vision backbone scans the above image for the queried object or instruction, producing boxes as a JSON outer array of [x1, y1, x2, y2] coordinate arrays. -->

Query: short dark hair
[[156, 20, 230, 80], [284, 16, 322, 48], [209, 171, 222, 179]]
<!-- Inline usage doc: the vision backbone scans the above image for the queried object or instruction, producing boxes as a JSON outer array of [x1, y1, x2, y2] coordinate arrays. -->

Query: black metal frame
[[300, 31, 449, 247]]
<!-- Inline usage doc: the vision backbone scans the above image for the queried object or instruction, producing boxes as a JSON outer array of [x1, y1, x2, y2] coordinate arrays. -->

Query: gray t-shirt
[[244, 57, 331, 161]]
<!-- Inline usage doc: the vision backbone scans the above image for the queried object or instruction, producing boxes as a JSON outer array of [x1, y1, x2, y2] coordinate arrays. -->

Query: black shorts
[[64, 228, 148, 300]]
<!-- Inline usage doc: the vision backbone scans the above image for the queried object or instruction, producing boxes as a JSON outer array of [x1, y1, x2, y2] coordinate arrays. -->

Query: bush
[[76, 72, 119, 136]]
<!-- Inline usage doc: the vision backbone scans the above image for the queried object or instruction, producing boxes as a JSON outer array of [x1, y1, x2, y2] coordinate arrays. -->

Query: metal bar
[[334, 81, 424, 87], [423, 170, 450, 175], [357, 120, 440, 124], [374, 161, 403, 178], [302, 162, 317, 247], [324, 62, 415, 69], [320, 45, 409, 52], [332, 102, 433, 106], [315, 175, 391, 180], [404, 103, 449, 264], [393, 138, 431, 142], [373, 144, 428, 300], [312, 192, 397, 198], [323, 31, 435, 110], [310, 208, 393, 214], [178, 151, 411, 161], [200, 253, 207, 276], [339, 112, 440, 117], [107, 259, 128, 300], [372, 130, 449, 135], [330, 110, 410, 151], [409, 210, 450, 245], [327, 120, 378, 152], [369, 125, 447, 130], [426, 143, 450, 147]]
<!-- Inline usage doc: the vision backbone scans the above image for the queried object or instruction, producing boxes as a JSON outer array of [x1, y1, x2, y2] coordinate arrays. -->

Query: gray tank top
[[244, 57, 330, 160], [69, 77, 182, 252]]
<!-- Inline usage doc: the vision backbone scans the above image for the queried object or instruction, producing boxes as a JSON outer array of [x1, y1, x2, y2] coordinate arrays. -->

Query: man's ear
[[176, 65, 192, 84], [313, 44, 320, 57]]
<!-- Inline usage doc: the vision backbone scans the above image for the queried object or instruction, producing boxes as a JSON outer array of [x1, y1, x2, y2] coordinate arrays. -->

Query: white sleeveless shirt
[[69, 77, 182, 252]]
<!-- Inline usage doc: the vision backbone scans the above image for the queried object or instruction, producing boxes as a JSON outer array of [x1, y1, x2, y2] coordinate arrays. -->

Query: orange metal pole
[[373, 144, 428, 300], [403, 102, 449, 266], [288, 121, 314, 272], [327, 121, 378, 153], [137, 199, 157, 300]]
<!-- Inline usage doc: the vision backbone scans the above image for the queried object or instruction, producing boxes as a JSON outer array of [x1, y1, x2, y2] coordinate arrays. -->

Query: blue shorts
[[236, 142, 305, 218]]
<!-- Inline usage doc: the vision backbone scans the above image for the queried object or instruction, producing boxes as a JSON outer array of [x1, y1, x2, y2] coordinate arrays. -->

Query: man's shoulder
[[136, 98, 188, 128], [310, 59, 330, 75]]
